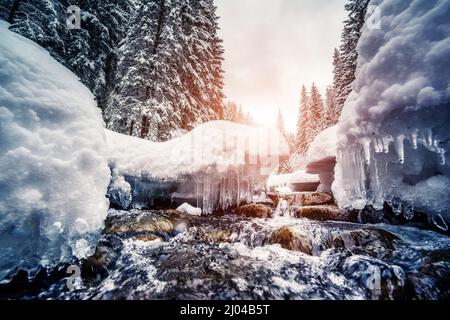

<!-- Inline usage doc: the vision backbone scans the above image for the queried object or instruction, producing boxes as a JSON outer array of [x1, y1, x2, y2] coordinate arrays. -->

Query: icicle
[[361, 138, 372, 164], [410, 130, 418, 150], [433, 139, 439, 148], [395, 135, 405, 164], [382, 135, 393, 154], [402, 201, 414, 220], [425, 128, 433, 147], [437, 148, 446, 165], [372, 137, 383, 153]]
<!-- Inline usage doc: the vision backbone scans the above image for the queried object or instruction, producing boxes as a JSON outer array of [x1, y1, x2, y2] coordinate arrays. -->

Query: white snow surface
[[267, 170, 319, 189], [333, 0, 450, 225], [106, 121, 289, 179], [0, 21, 110, 280], [337, 0, 450, 146], [176, 203, 202, 216], [307, 126, 338, 165]]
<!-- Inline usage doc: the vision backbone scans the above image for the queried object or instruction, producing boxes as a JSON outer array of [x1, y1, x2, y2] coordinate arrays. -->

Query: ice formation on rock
[[0, 21, 110, 280], [106, 122, 289, 213], [333, 0, 450, 229]]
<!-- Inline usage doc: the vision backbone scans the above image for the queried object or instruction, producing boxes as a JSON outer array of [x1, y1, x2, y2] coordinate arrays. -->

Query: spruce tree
[[0, 0, 16, 22], [8, 0, 67, 65], [325, 85, 338, 126], [296, 85, 310, 154], [223, 101, 238, 123], [7, 0, 137, 110], [105, 0, 225, 142], [309, 83, 325, 141], [276, 108, 286, 136], [335, 0, 370, 111]]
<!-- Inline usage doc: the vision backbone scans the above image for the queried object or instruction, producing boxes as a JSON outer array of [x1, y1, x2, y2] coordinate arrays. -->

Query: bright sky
[[216, 0, 347, 133]]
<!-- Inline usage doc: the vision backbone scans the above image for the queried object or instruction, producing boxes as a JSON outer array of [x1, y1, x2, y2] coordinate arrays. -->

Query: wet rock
[[0, 264, 74, 299], [337, 255, 407, 300], [355, 205, 385, 224], [294, 205, 356, 222], [267, 192, 280, 208], [270, 227, 313, 255], [164, 209, 186, 219], [104, 213, 174, 236], [282, 192, 334, 206], [194, 228, 233, 243], [81, 236, 123, 283], [235, 204, 273, 218], [329, 229, 399, 254], [133, 234, 162, 242], [405, 249, 450, 300]]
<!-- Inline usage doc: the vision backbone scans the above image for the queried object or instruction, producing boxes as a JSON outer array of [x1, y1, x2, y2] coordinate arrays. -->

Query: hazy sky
[[216, 0, 347, 132]]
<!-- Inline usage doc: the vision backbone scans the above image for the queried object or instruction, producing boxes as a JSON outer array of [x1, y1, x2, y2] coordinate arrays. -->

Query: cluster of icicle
[[191, 168, 262, 214], [336, 128, 448, 231], [359, 128, 446, 166]]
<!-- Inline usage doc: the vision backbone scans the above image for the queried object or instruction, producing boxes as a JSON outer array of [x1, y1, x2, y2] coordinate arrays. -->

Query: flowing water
[[12, 208, 447, 300]]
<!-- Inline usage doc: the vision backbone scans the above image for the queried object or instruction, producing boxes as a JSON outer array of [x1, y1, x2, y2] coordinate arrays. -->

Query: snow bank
[[106, 122, 289, 213], [106, 121, 289, 179], [333, 0, 450, 228], [307, 126, 338, 165], [0, 21, 110, 280], [306, 126, 338, 192]]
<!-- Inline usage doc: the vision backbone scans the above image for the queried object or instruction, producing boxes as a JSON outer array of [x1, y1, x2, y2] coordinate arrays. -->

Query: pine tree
[[223, 101, 241, 123], [309, 83, 325, 139], [7, 0, 137, 111], [276, 108, 285, 136], [335, 0, 370, 111], [0, 0, 16, 22], [325, 85, 338, 126], [105, 0, 225, 142], [296, 85, 310, 154], [9, 0, 67, 65], [326, 49, 343, 125], [65, 0, 137, 110]]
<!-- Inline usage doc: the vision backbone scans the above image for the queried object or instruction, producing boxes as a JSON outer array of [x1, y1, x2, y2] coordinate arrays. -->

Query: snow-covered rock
[[0, 21, 110, 280], [333, 0, 450, 229], [176, 203, 202, 216], [307, 126, 338, 165], [106, 122, 289, 213], [306, 126, 338, 192], [267, 170, 320, 193]]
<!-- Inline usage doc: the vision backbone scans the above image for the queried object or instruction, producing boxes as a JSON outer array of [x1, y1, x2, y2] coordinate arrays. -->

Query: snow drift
[[0, 21, 110, 280], [306, 126, 338, 192], [333, 0, 450, 230], [106, 122, 289, 213]]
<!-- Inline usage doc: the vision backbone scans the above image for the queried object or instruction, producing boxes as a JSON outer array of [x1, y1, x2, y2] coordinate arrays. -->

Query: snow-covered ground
[[332, 0, 450, 229], [0, 21, 110, 280]]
